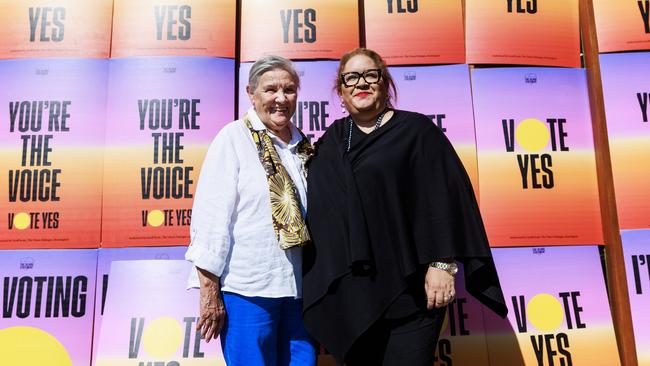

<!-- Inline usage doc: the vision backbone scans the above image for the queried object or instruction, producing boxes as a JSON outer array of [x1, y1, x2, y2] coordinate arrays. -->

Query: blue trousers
[[220, 292, 317, 366]]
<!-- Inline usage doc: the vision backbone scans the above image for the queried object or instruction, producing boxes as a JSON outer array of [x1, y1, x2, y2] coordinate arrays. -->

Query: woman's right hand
[[196, 267, 226, 343]]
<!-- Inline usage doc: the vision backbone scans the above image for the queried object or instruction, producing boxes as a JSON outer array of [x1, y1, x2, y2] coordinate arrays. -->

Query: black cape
[[303, 110, 507, 362]]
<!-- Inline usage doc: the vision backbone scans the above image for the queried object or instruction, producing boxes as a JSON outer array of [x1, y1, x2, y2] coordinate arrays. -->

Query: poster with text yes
[[472, 68, 602, 247], [0, 0, 112, 59], [102, 57, 234, 247], [483, 246, 620, 366], [240, 0, 359, 61], [111, 0, 235, 58], [95, 260, 225, 366], [466, 0, 580, 67], [593, 0, 650, 53], [365, 0, 465, 65], [600, 52, 650, 230], [91, 247, 187, 366], [0, 59, 107, 249]]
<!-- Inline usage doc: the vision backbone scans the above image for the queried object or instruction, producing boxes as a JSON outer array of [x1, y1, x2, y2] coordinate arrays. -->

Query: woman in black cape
[[303, 48, 508, 365]]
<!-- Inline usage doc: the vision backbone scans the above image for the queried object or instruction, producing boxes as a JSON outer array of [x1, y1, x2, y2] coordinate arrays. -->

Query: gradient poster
[[238, 61, 345, 143], [465, 0, 580, 67], [390, 64, 479, 196], [0, 249, 97, 366], [111, 0, 236, 58], [0, 0, 112, 59], [622, 230, 650, 365], [434, 264, 490, 366], [240, 0, 359, 61], [102, 57, 234, 247], [95, 260, 225, 366], [472, 68, 603, 247], [364, 0, 465, 65], [91, 247, 187, 365], [483, 246, 620, 366], [0, 59, 107, 249], [593, 0, 650, 53], [599, 53, 650, 230]]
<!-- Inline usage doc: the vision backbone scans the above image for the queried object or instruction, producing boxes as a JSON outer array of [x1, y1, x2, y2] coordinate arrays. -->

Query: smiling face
[[338, 54, 388, 117], [247, 68, 298, 133]]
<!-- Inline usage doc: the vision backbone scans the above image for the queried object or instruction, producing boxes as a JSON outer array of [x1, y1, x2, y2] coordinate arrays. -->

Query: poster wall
[[111, 0, 236, 58], [621, 230, 650, 365], [465, 0, 580, 67], [101, 57, 234, 247], [240, 0, 359, 61], [95, 260, 224, 366], [91, 247, 187, 365], [0, 0, 112, 59], [0, 249, 97, 365], [472, 67, 603, 247], [0, 59, 107, 248], [364, 0, 465, 65], [593, 0, 650, 53], [599, 52, 650, 230], [484, 246, 620, 366], [239, 60, 346, 143], [390, 64, 479, 194]]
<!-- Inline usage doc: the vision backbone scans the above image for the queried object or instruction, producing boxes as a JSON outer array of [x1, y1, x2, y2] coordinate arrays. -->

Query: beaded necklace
[[346, 108, 389, 152]]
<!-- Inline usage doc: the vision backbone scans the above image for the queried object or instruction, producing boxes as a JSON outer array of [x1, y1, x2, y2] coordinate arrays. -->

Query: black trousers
[[343, 307, 446, 366]]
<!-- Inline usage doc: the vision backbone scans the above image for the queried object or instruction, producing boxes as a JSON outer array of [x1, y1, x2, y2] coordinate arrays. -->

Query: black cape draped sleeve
[[303, 110, 507, 362]]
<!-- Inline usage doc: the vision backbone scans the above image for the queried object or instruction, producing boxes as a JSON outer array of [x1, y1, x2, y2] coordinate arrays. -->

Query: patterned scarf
[[244, 114, 313, 249]]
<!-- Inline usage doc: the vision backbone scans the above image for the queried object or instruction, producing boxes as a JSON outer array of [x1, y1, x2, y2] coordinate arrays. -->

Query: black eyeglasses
[[340, 69, 382, 87]]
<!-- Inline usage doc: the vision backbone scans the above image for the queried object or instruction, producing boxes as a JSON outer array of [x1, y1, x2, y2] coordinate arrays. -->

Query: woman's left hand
[[424, 266, 456, 310]]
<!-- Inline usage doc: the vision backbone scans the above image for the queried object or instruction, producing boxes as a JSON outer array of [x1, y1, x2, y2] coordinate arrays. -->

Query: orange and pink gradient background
[[0, 0, 112, 59], [0, 59, 107, 248], [364, 0, 465, 65], [111, 0, 235, 58], [472, 67, 603, 247], [466, 0, 580, 67], [600, 53, 650, 230], [101, 57, 234, 247], [241, 0, 359, 61], [593, 0, 650, 53], [95, 260, 225, 365], [484, 246, 620, 365]]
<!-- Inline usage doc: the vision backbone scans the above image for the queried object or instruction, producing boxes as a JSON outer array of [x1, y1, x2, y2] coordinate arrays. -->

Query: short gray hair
[[248, 55, 300, 91]]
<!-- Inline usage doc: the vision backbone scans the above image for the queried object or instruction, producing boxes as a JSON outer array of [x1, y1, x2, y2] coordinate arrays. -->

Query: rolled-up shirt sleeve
[[185, 127, 239, 283]]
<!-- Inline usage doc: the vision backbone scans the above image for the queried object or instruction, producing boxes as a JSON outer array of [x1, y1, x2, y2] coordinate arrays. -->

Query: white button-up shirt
[[185, 108, 308, 298]]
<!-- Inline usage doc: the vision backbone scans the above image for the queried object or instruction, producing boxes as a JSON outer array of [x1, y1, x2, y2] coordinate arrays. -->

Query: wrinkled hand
[[196, 268, 226, 343], [424, 266, 456, 310]]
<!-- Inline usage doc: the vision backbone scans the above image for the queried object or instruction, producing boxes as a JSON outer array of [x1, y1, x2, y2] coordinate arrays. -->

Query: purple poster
[[102, 57, 234, 247], [0, 58, 107, 248], [95, 260, 224, 365], [600, 52, 650, 231], [389, 64, 479, 194], [0, 249, 97, 365], [621, 229, 650, 365], [91, 246, 187, 365], [483, 246, 619, 366], [238, 60, 345, 143], [472, 67, 602, 247]]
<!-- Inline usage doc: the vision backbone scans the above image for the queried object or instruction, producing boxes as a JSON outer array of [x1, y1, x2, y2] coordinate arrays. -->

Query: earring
[[340, 101, 347, 114]]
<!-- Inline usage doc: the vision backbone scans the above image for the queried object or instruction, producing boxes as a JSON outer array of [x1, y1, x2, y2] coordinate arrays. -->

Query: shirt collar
[[247, 107, 302, 149]]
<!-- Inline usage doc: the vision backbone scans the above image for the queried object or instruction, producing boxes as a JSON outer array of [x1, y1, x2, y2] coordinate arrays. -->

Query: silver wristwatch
[[429, 261, 459, 276]]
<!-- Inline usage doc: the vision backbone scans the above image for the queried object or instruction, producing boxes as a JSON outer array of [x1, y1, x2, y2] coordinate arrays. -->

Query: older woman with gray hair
[[185, 55, 316, 365]]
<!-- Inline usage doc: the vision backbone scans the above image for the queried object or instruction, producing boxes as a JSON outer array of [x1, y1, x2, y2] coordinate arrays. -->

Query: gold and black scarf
[[244, 114, 313, 249]]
